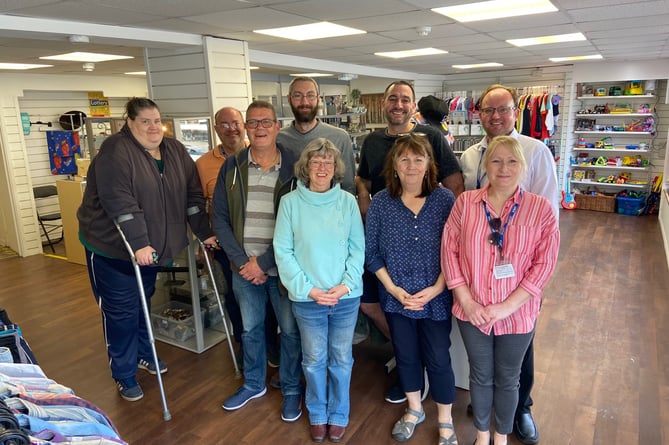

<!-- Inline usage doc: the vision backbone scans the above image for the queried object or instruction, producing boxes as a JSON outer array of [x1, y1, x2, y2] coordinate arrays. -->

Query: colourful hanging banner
[[46, 130, 82, 175]]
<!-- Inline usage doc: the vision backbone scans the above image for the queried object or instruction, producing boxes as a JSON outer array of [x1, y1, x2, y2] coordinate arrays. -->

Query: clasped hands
[[463, 299, 514, 332], [239, 256, 268, 285], [391, 286, 435, 311], [308, 285, 349, 306]]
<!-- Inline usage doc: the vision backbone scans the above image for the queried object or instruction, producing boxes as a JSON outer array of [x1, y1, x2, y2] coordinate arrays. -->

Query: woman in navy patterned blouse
[[365, 133, 458, 444]]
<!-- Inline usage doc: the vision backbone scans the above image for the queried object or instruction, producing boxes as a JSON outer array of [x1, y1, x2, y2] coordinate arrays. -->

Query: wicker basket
[[574, 194, 616, 212]]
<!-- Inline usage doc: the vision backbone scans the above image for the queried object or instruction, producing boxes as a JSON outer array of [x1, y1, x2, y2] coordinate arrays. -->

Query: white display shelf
[[570, 164, 648, 171], [572, 147, 649, 153], [575, 113, 654, 118], [574, 131, 652, 135], [571, 180, 648, 190], [577, 94, 656, 100]]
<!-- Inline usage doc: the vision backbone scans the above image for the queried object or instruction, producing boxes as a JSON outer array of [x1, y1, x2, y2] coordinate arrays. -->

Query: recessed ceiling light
[[432, 0, 557, 22], [124, 71, 147, 76], [0, 63, 53, 70], [40, 52, 133, 62], [249, 66, 260, 70], [549, 54, 603, 62], [254, 22, 365, 41], [507, 32, 586, 47], [452, 62, 503, 69], [289, 73, 333, 77], [375, 48, 447, 59]]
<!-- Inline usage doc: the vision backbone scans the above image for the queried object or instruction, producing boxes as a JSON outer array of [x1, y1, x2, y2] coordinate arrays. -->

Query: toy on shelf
[[561, 171, 577, 210]]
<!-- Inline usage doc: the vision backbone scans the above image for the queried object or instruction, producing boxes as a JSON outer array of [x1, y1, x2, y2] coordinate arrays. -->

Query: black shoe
[[384, 383, 406, 404], [514, 411, 539, 444], [466, 403, 473, 416]]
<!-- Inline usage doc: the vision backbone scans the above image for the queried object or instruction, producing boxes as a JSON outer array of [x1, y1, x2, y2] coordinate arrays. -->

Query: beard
[[291, 103, 318, 123]]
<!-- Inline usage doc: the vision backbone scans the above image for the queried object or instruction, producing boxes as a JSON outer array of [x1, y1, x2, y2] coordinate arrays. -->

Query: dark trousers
[[385, 312, 456, 404], [516, 334, 535, 417], [214, 250, 243, 343], [85, 250, 158, 380]]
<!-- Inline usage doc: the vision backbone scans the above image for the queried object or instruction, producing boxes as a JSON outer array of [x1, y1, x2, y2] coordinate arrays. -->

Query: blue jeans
[[232, 273, 301, 395], [292, 298, 360, 427]]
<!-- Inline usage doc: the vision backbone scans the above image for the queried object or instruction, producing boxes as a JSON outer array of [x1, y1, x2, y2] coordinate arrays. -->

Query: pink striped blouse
[[441, 186, 560, 335]]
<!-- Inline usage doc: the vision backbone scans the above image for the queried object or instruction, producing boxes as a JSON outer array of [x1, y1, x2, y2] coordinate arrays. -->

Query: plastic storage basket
[[616, 196, 645, 216]]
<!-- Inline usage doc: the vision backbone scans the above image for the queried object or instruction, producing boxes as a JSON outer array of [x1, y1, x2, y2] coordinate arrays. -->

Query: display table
[[55, 180, 86, 265]]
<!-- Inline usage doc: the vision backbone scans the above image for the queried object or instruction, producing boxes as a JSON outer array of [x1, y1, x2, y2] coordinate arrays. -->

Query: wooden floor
[[1, 209, 668, 445]]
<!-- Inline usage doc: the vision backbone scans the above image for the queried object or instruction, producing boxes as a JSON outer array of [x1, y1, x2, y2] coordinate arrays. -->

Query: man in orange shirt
[[196, 107, 247, 358]]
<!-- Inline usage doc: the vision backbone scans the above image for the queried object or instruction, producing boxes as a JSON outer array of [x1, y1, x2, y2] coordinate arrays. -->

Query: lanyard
[[483, 201, 519, 253], [476, 146, 487, 189]]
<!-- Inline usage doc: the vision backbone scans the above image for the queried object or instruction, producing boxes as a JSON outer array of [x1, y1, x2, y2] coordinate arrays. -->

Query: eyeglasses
[[246, 119, 276, 129], [215, 121, 241, 130], [309, 159, 335, 169], [393, 131, 427, 138], [479, 106, 516, 116], [488, 218, 501, 245], [290, 92, 318, 101]]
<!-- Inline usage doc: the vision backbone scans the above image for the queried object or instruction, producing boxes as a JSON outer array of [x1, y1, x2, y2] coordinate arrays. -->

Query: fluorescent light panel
[[0, 63, 53, 70], [375, 48, 447, 59], [452, 62, 503, 69], [432, 0, 557, 22], [549, 54, 603, 62], [507, 32, 586, 47], [124, 71, 146, 76], [289, 73, 332, 77], [254, 22, 365, 41], [40, 52, 133, 62]]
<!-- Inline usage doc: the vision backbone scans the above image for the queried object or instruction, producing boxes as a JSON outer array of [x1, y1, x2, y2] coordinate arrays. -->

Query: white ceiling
[[0, 0, 668, 78]]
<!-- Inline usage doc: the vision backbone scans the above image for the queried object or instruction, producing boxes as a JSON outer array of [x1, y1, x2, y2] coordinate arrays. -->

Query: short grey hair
[[294, 137, 345, 186]]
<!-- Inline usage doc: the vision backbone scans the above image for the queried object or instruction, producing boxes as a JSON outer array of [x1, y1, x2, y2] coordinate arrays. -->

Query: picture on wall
[[46, 130, 82, 175]]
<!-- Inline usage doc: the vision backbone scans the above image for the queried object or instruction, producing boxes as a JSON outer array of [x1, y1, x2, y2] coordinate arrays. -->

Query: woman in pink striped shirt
[[441, 135, 559, 445]]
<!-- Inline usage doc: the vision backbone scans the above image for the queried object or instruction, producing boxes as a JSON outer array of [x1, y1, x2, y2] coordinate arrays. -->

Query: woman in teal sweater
[[274, 138, 364, 443]]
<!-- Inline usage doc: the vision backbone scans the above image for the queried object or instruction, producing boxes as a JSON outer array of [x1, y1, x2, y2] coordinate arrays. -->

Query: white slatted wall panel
[[18, 91, 128, 250], [146, 45, 212, 117], [204, 36, 253, 118], [0, 96, 33, 254]]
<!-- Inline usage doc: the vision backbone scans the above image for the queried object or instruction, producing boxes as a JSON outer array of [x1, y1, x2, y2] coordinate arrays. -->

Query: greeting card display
[[47, 130, 82, 175]]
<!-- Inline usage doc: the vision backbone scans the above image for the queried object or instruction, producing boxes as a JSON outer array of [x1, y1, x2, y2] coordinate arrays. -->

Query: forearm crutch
[[196, 240, 242, 378], [114, 220, 172, 421]]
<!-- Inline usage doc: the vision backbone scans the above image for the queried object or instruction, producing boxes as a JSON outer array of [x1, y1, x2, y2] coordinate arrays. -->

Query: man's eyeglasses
[[215, 121, 241, 130], [290, 92, 318, 101], [479, 106, 516, 116], [309, 159, 335, 169], [246, 119, 276, 129]]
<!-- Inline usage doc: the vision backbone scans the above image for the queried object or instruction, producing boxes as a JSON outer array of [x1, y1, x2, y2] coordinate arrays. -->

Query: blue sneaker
[[222, 386, 267, 411], [281, 394, 302, 422], [138, 357, 168, 375], [116, 377, 143, 402]]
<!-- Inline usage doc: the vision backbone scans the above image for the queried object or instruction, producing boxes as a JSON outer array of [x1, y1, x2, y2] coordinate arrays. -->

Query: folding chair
[[33, 185, 63, 253]]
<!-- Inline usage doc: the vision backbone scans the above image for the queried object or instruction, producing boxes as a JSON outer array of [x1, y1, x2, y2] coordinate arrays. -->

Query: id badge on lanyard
[[484, 201, 518, 280]]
